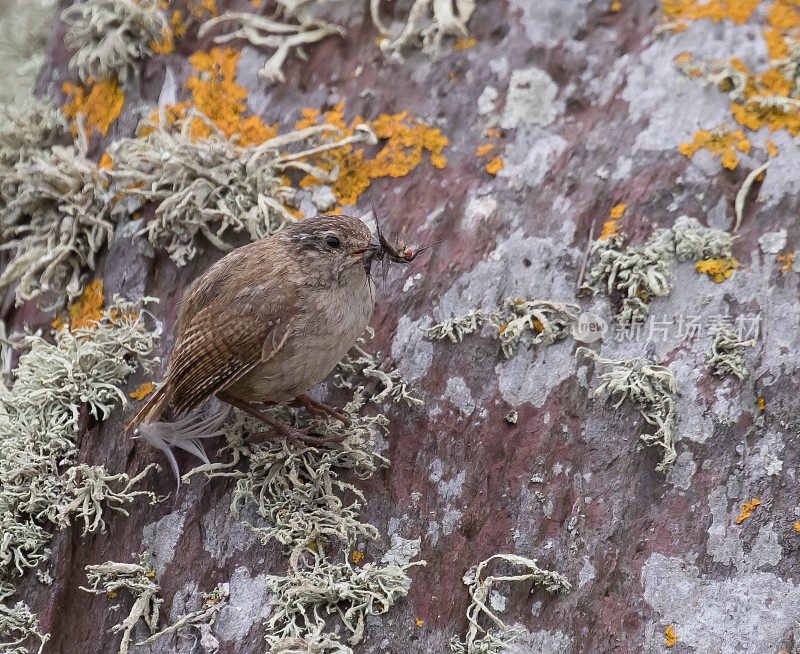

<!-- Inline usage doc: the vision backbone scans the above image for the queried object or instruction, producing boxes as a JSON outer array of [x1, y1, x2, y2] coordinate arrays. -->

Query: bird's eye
[[325, 235, 341, 249]]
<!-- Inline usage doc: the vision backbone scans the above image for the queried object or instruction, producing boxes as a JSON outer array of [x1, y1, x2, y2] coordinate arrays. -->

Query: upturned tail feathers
[[132, 409, 230, 491], [124, 383, 171, 436]]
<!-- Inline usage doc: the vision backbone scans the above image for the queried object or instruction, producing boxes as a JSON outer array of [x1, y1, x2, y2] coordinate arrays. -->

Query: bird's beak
[[348, 238, 381, 276]]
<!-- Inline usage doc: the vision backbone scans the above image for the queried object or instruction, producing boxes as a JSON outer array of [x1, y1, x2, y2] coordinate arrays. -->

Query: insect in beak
[[348, 210, 439, 280]]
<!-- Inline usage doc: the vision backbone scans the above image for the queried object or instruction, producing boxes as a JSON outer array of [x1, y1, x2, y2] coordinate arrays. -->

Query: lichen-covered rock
[[2, 0, 800, 652]]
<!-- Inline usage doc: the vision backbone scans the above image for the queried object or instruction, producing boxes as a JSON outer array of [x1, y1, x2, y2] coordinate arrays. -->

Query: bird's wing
[[165, 283, 299, 416]]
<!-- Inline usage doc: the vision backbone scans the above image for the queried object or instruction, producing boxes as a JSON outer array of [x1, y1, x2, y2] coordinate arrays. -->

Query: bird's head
[[282, 213, 423, 285]]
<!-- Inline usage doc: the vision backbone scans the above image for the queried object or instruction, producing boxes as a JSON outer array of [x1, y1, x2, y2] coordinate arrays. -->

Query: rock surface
[[6, 1, 800, 652]]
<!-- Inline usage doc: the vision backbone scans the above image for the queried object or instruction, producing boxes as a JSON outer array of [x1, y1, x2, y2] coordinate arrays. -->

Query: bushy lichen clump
[[137, 582, 228, 651], [198, 6, 345, 83], [0, 109, 112, 307], [423, 298, 579, 358], [582, 217, 738, 321], [199, 0, 476, 82], [0, 596, 49, 654], [577, 347, 677, 471], [62, 0, 169, 84], [0, 0, 58, 104], [264, 549, 423, 651], [333, 329, 424, 408], [707, 327, 755, 379], [372, 0, 476, 59], [581, 230, 675, 323], [449, 554, 571, 654], [0, 295, 159, 649], [0, 98, 67, 174], [183, 355, 424, 651], [80, 555, 161, 654], [108, 110, 376, 266], [672, 216, 734, 261]]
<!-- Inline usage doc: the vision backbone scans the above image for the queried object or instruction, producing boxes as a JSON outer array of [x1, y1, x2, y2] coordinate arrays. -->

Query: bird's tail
[[124, 382, 172, 437], [132, 409, 230, 491]]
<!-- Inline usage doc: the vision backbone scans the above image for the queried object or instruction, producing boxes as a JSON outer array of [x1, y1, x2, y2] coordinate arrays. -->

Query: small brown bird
[[125, 214, 418, 481]]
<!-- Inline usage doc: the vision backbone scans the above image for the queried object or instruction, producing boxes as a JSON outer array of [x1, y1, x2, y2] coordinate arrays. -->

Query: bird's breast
[[227, 276, 375, 403]]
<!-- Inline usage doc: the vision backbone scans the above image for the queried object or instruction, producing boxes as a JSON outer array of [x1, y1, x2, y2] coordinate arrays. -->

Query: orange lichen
[[169, 9, 187, 39], [758, 396, 766, 411], [185, 47, 248, 137], [295, 103, 448, 205], [453, 38, 476, 50], [766, 139, 779, 156], [99, 153, 113, 169], [610, 204, 627, 219], [696, 257, 739, 281], [486, 156, 505, 175], [665, 625, 677, 647], [663, 0, 761, 27], [352, 551, 364, 564], [130, 382, 155, 400], [671, 2, 800, 147], [476, 143, 494, 156], [763, 28, 789, 60], [415, 618, 424, 627], [794, 522, 800, 532], [778, 252, 794, 271], [150, 25, 175, 54], [51, 280, 105, 332], [678, 128, 751, 169], [599, 220, 619, 240], [188, 0, 218, 18], [146, 47, 278, 147], [767, 0, 800, 29], [735, 498, 761, 524], [62, 79, 124, 137], [486, 128, 502, 138], [612, 1, 622, 11]]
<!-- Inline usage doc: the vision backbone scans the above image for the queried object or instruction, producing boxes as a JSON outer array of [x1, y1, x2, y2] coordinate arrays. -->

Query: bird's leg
[[289, 394, 352, 427], [218, 395, 346, 446]]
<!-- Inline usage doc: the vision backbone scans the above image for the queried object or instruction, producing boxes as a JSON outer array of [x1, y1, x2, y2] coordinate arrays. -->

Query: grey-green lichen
[[198, 5, 345, 84], [0, 97, 67, 174], [107, 110, 376, 266], [577, 347, 677, 471], [61, 0, 168, 84], [333, 329, 423, 408], [55, 464, 158, 537], [582, 219, 737, 321], [136, 582, 228, 651], [0, 115, 113, 307], [449, 553, 570, 654], [422, 308, 491, 344], [0, 296, 159, 644], [200, 0, 475, 82], [264, 549, 423, 652], [672, 216, 733, 261], [422, 298, 579, 358], [182, 339, 424, 652], [0, 597, 49, 654], [707, 327, 755, 380], [80, 554, 161, 654], [188, 403, 388, 552], [674, 56, 749, 102], [581, 230, 675, 323], [0, 0, 58, 104], [372, 0, 475, 59], [774, 41, 800, 89]]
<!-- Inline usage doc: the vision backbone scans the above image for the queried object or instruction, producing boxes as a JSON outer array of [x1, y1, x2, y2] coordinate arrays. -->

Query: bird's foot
[[219, 395, 346, 446], [290, 394, 352, 427], [250, 426, 346, 447]]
